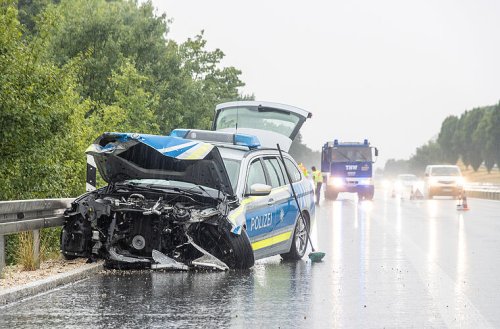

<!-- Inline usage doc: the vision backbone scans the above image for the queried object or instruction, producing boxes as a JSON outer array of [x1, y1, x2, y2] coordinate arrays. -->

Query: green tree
[[459, 108, 484, 171], [90, 60, 160, 134], [0, 1, 91, 200], [408, 141, 443, 174], [437, 115, 459, 164], [486, 103, 500, 171], [383, 159, 410, 177], [473, 107, 495, 172], [17, 0, 58, 35], [289, 133, 321, 169], [45, 0, 169, 106]]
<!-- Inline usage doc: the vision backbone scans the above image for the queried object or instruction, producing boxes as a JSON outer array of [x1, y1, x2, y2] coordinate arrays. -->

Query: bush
[[6, 227, 62, 268]]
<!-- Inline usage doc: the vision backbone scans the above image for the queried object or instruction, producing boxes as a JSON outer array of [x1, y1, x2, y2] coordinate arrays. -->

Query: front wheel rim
[[294, 216, 308, 256]]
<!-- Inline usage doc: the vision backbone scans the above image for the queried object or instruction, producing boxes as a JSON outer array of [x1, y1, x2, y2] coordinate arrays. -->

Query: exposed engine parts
[[60, 187, 245, 271]]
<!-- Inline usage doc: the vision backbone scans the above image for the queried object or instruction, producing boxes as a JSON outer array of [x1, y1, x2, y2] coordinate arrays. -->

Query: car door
[[243, 158, 276, 240], [262, 157, 295, 234]]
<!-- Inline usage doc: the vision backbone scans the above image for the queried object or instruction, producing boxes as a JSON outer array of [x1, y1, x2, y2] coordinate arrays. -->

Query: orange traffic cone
[[457, 192, 469, 211], [462, 194, 469, 211]]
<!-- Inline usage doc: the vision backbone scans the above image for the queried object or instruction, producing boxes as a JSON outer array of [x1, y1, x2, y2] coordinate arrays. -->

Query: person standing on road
[[311, 166, 323, 205], [299, 163, 309, 178]]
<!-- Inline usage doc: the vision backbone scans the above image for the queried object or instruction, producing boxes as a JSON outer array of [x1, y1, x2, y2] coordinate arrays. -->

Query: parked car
[[61, 101, 315, 270], [423, 165, 464, 199]]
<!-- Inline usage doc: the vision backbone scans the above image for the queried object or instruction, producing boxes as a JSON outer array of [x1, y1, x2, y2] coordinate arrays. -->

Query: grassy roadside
[[459, 164, 500, 184]]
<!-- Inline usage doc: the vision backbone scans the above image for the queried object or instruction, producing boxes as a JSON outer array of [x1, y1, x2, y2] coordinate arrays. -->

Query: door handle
[[267, 198, 275, 206]]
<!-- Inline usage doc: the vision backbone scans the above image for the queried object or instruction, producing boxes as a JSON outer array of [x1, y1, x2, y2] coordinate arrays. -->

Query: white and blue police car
[[61, 101, 314, 270]]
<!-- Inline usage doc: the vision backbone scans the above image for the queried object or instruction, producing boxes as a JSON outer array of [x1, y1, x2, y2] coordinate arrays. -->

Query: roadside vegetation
[[383, 102, 500, 178], [0, 0, 317, 269]]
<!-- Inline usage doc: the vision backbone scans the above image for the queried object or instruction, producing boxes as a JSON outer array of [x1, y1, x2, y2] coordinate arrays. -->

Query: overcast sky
[[152, 0, 500, 165]]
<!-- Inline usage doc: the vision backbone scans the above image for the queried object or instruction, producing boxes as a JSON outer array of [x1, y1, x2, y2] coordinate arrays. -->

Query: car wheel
[[364, 190, 374, 201], [194, 222, 254, 270], [281, 212, 309, 261], [62, 253, 78, 260], [325, 187, 338, 200]]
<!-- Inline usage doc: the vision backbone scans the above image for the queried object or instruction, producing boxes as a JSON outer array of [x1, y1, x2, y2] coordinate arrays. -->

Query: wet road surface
[[1, 193, 500, 328]]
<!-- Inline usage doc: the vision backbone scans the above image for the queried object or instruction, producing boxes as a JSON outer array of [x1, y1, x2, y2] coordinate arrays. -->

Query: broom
[[277, 144, 325, 262]]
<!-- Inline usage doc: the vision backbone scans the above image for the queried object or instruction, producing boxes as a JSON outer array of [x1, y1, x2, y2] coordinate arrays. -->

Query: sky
[[151, 0, 500, 166]]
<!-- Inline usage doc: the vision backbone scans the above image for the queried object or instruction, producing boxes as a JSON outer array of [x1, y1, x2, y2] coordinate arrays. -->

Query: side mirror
[[374, 148, 379, 157], [247, 183, 272, 196]]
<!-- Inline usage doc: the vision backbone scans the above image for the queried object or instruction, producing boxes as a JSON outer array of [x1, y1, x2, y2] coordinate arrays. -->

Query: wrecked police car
[[61, 101, 314, 270]]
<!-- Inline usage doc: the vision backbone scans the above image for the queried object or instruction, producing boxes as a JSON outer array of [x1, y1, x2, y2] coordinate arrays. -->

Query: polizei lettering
[[346, 165, 358, 170], [250, 213, 273, 230]]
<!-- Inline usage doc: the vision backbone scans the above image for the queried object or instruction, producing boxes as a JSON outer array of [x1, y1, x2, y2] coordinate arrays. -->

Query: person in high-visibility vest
[[311, 166, 323, 205], [299, 163, 309, 178]]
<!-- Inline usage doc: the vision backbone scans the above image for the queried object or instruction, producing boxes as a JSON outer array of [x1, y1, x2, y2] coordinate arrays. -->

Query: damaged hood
[[86, 132, 234, 196]]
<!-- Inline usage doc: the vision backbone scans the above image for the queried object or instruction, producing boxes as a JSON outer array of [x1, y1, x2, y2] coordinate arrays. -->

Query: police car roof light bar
[[170, 129, 261, 149]]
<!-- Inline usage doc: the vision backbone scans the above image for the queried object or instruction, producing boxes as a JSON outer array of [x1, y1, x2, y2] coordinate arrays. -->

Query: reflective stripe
[[228, 196, 258, 224], [157, 141, 197, 154], [177, 143, 214, 160], [251, 231, 293, 251]]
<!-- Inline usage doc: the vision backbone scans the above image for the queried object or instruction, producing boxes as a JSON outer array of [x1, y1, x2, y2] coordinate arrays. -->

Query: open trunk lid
[[212, 101, 312, 152]]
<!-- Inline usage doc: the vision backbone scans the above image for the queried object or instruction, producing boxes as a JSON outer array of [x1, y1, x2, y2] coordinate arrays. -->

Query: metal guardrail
[[465, 189, 500, 200], [0, 188, 498, 275], [465, 183, 500, 200], [0, 198, 74, 274]]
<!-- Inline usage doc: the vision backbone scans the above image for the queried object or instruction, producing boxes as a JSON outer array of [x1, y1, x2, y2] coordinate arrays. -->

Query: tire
[[325, 187, 338, 200], [364, 187, 374, 201], [194, 222, 254, 270], [281, 212, 309, 261], [62, 253, 78, 260]]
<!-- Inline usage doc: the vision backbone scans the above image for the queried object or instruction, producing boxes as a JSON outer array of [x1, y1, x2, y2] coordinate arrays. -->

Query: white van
[[423, 165, 464, 199]]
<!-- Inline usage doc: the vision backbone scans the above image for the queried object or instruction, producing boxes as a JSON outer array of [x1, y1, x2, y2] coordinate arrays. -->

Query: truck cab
[[321, 139, 378, 200]]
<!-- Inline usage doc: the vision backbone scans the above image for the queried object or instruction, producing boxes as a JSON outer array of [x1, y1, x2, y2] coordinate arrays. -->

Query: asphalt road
[[1, 191, 500, 328]]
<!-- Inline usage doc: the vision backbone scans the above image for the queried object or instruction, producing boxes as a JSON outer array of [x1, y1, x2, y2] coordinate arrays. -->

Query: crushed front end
[[60, 132, 254, 270]]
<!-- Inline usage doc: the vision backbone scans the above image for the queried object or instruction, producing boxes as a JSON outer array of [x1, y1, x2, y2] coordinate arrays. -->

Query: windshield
[[215, 106, 301, 138], [222, 158, 241, 191], [430, 167, 461, 176], [331, 147, 372, 162]]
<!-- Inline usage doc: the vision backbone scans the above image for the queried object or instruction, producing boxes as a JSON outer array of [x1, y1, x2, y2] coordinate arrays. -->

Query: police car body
[[175, 101, 315, 261], [60, 101, 314, 269]]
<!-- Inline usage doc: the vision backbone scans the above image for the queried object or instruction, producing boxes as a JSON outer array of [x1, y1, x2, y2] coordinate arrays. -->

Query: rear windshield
[[430, 167, 461, 176], [215, 106, 301, 138]]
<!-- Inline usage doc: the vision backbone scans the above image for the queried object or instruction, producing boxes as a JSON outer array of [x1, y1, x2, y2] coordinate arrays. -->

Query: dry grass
[[17, 231, 38, 271], [458, 163, 500, 184]]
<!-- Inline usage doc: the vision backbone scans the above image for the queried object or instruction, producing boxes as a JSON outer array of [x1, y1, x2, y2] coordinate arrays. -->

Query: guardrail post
[[0, 235, 5, 275], [33, 229, 40, 269]]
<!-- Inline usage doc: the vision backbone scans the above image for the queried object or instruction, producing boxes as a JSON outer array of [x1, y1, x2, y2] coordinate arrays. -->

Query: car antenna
[[235, 106, 238, 133]]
